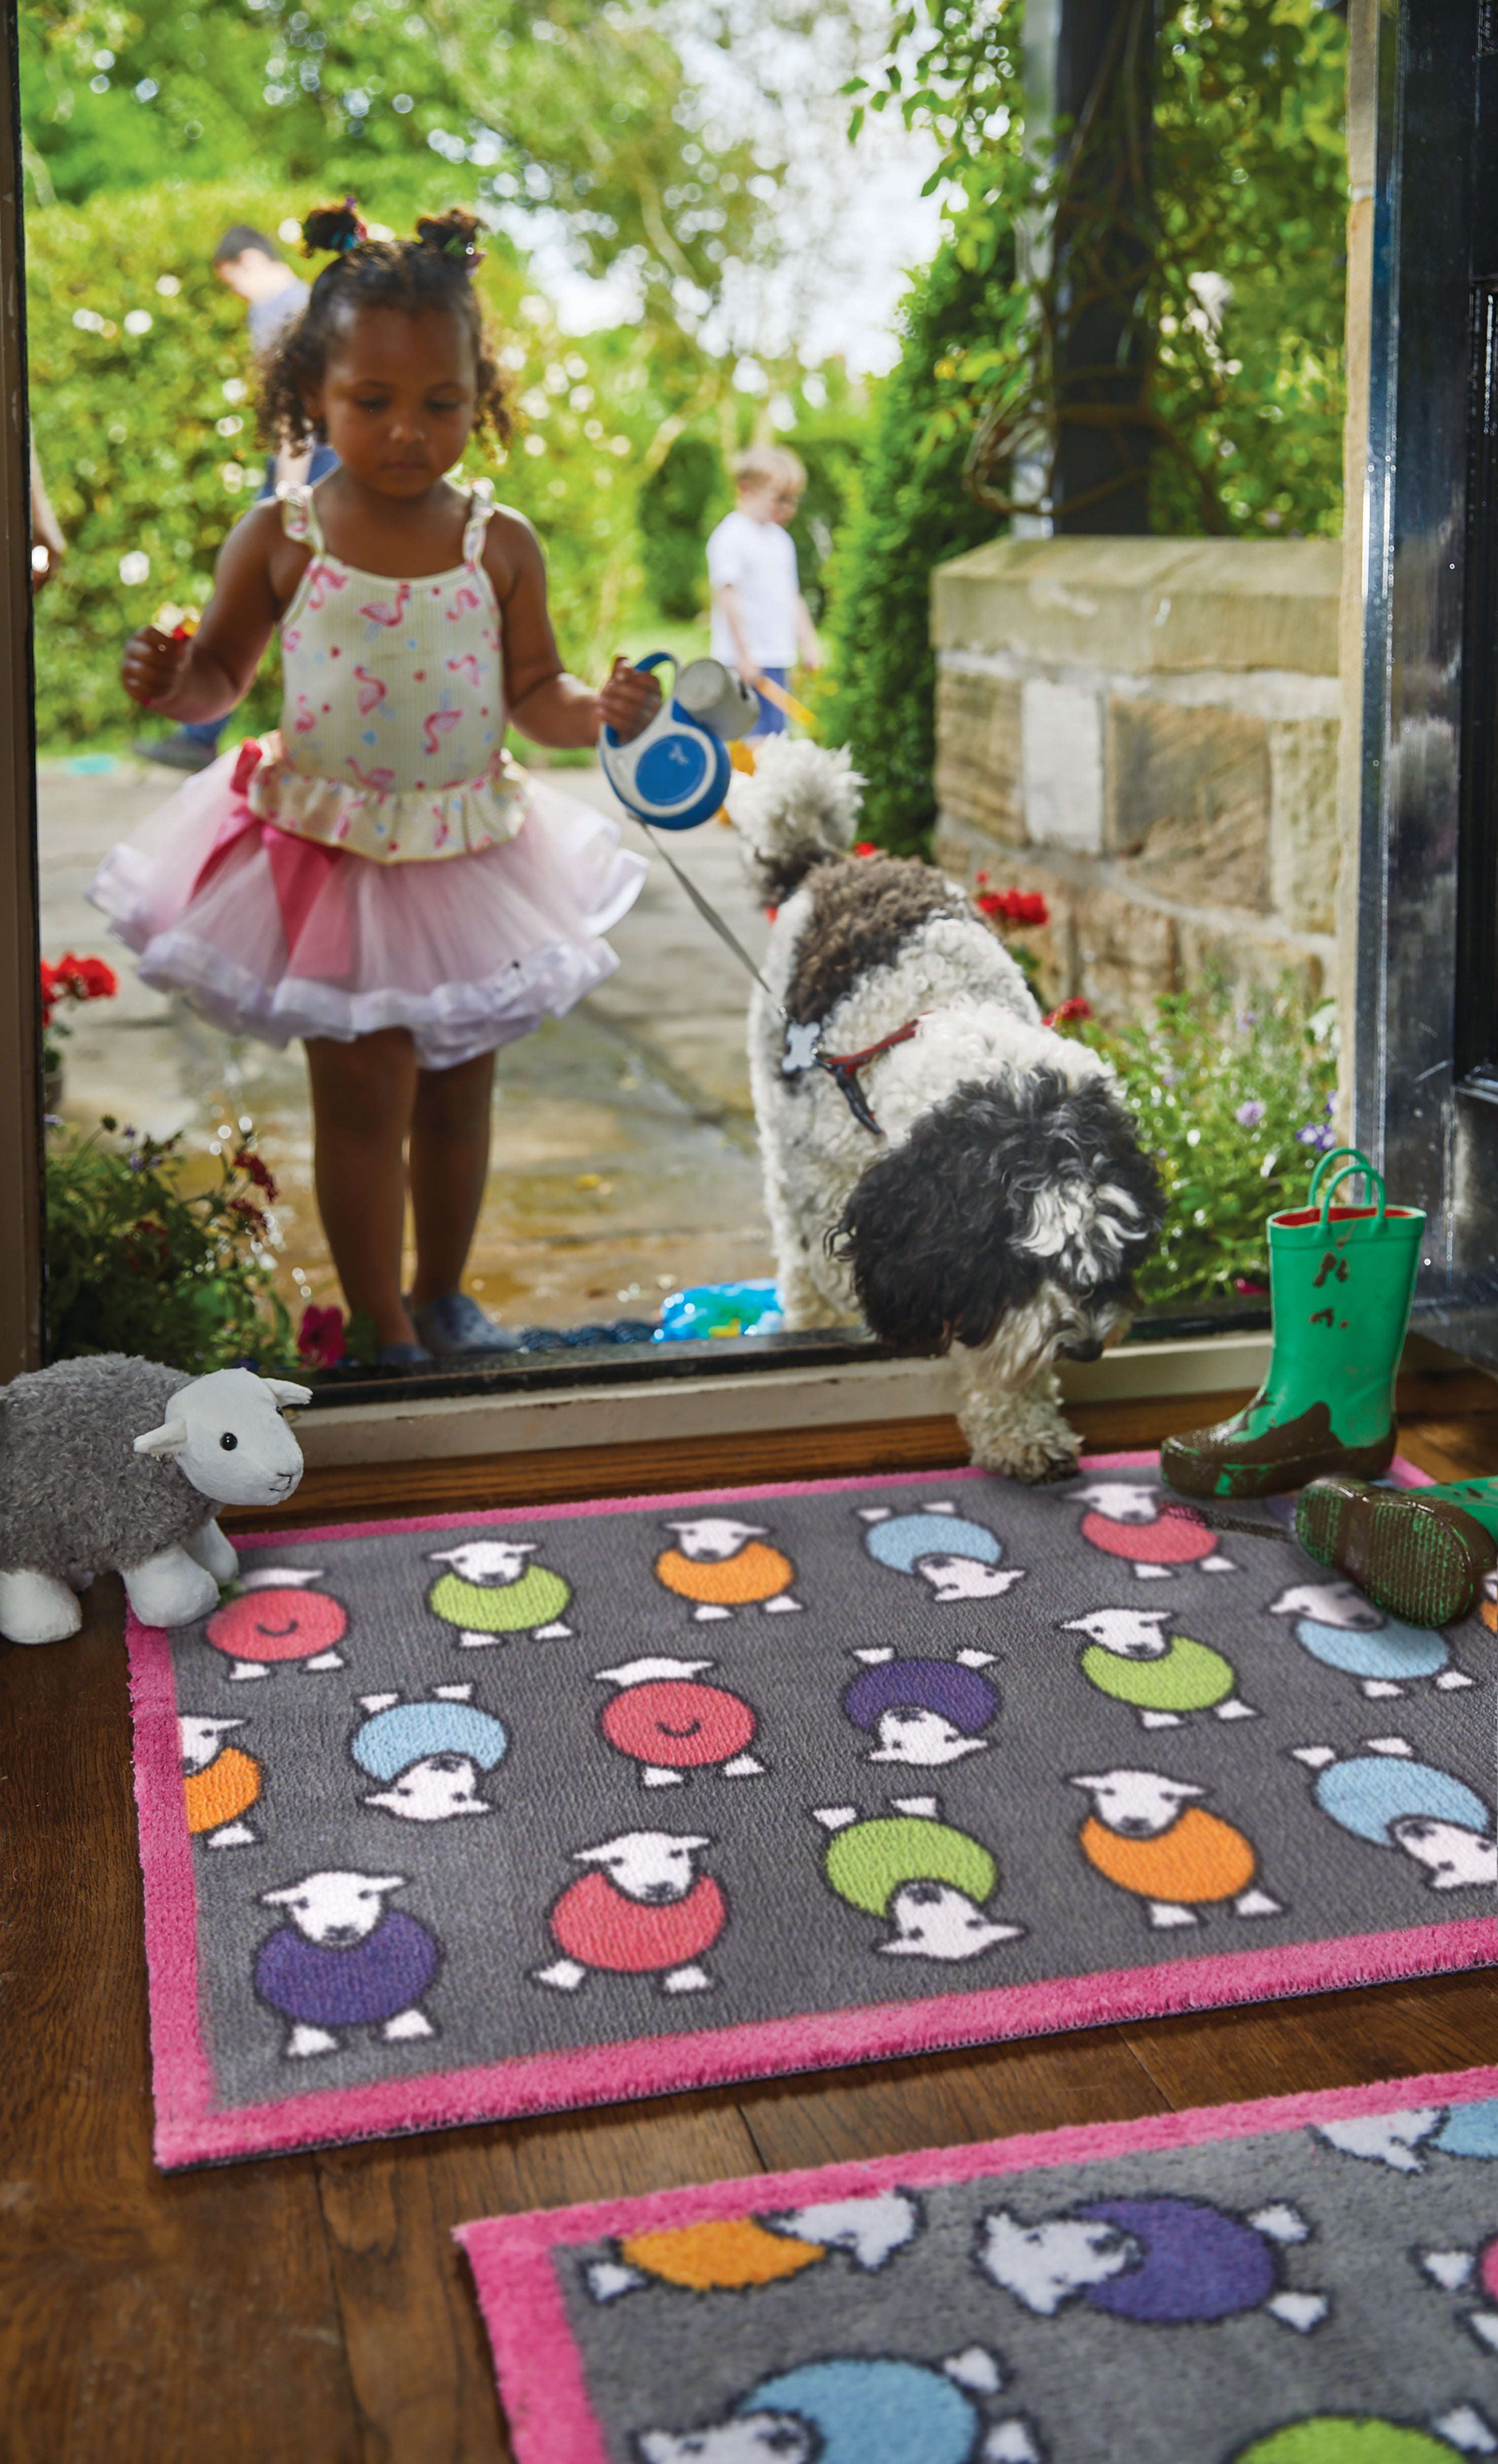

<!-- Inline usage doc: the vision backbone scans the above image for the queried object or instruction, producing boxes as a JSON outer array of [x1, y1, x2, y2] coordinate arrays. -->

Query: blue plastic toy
[[598, 653, 732, 830], [655, 1280, 784, 1341]]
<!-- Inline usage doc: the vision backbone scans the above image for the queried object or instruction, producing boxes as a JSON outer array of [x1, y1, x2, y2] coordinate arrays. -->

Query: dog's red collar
[[781, 1016, 924, 1135]]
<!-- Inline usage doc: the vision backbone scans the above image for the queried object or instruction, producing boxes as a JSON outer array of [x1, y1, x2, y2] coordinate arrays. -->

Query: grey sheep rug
[[458, 2062, 1498, 2462], [125, 1458, 1496, 2167]]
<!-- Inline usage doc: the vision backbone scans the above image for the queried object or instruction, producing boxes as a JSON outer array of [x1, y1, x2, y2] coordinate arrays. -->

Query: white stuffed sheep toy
[[0, 1354, 310, 1645]]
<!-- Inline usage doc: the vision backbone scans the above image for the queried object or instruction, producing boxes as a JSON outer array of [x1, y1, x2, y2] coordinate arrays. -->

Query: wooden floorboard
[[5, 1378, 1495, 2461]]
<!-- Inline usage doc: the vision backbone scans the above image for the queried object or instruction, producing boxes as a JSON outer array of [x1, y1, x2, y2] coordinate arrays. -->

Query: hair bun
[[302, 197, 368, 256], [414, 207, 484, 271]]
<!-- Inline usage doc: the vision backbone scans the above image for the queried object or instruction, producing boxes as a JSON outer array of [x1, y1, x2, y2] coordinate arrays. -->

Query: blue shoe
[[410, 1291, 524, 1356], [375, 1340, 433, 1367]]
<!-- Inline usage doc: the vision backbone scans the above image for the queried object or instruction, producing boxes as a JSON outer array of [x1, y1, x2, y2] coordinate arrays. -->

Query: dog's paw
[[956, 1386, 1082, 1485], [990, 1434, 1083, 1486]]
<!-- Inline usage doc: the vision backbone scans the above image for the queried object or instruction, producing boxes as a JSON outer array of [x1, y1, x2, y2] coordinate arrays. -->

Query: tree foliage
[[19, 0, 767, 330], [851, 0, 1348, 538], [825, 0, 1348, 858]]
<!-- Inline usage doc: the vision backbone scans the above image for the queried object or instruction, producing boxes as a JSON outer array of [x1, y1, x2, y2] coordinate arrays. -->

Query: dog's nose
[[1058, 1335, 1105, 1362]]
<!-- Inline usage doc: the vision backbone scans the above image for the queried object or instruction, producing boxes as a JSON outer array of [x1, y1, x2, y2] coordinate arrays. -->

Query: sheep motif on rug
[[581, 2191, 921, 2304], [1291, 1738, 1498, 1892], [204, 1565, 349, 1682], [349, 1683, 508, 1821], [1233, 2422, 1498, 2462], [180, 1715, 262, 1849], [1069, 1767, 1284, 1930], [1070, 1479, 1238, 1581], [652, 1518, 802, 1623], [855, 1501, 1026, 1603], [1059, 1607, 1257, 1729], [636, 2351, 1036, 2464], [593, 1657, 766, 1788], [813, 1795, 1025, 1960], [426, 1538, 574, 1646], [534, 1830, 728, 1995], [841, 1646, 1001, 1765], [253, 1869, 441, 2058], [1314, 2099, 1498, 2173], [976, 2192, 1329, 2333], [1268, 1579, 1476, 1700]]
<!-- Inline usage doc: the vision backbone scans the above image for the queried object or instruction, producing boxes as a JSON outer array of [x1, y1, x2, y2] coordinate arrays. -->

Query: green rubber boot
[[1161, 1149, 1425, 1501], [1297, 1472, 1498, 1627]]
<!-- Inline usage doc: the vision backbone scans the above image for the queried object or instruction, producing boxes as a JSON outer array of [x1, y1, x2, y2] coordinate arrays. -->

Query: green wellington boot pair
[[1162, 1145, 1498, 1625]]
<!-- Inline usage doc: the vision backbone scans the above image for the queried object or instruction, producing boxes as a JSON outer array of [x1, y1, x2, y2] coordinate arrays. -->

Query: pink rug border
[[130, 1451, 1467, 2170], [454, 2059, 1498, 2464]]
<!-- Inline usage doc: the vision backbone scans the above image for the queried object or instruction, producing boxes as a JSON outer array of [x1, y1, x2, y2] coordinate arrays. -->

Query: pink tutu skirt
[[86, 745, 649, 1070]]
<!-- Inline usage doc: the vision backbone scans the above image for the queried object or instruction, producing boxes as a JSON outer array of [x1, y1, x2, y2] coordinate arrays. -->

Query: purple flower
[[1234, 1100, 1266, 1128], [1295, 1123, 1336, 1151], [1237, 1011, 1259, 1030]]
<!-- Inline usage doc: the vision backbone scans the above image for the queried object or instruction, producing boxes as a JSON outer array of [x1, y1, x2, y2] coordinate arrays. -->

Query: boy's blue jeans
[[747, 667, 790, 736], [182, 446, 340, 751]]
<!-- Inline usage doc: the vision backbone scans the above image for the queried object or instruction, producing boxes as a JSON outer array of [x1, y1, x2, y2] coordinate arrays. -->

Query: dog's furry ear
[[728, 738, 865, 904], [831, 1072, 1164, 1354]]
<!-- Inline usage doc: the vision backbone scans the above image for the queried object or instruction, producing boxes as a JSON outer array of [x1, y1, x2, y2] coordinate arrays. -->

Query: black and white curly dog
[[730, 739, 1165, 1483]]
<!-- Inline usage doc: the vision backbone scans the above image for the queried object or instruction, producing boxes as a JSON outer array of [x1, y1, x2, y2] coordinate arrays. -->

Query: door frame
[[0, 0, 42, 1380], [1354, 0, 1498, 1362]]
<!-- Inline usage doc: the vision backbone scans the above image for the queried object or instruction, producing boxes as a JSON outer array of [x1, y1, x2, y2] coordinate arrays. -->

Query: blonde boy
[[706, 444, 821, 735]]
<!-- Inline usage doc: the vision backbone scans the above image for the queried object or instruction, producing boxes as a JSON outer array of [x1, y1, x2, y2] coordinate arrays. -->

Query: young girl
[[92, 201, 659, 1365]]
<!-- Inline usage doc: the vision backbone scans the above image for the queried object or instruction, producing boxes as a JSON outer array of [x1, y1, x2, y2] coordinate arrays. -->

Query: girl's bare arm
[[120, 502, 305, 722], [484, 508, 657, 746]]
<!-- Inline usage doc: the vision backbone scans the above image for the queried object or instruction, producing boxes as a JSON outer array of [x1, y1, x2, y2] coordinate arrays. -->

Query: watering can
[[598, 654, 758, 830]]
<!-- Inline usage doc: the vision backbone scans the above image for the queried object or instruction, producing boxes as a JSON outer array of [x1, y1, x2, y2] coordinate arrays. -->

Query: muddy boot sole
[[1295, 1476, 1496, 1627], [1160, 1411, 1397, 1502]]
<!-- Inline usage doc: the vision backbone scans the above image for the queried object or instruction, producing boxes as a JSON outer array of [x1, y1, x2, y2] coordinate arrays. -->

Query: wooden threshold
[[223, 1366, 1498, 1529]]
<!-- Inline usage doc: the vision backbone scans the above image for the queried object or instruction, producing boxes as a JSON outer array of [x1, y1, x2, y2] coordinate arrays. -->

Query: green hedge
[[816, 243, 1008, 857]]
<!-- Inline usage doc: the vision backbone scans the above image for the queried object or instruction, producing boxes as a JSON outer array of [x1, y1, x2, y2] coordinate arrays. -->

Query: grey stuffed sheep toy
[[0, 1355, 310, 1645]]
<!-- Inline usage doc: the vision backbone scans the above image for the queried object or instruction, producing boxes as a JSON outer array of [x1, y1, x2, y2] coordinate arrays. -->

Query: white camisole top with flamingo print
[[244, 479, 533, 864]]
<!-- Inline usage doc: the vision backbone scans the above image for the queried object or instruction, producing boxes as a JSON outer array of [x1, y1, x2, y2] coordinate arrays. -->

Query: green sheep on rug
[[426, 1539, 574, 1646], [814, 1798, 1023, 1964]]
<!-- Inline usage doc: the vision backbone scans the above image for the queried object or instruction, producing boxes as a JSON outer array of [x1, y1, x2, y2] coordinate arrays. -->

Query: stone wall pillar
[[929, 535, 1342, 1021]]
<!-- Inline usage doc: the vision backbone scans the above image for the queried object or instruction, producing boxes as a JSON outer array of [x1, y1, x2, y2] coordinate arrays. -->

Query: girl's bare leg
[[408, 1050, 496, 1307], [305, 1030, 420, 1347]]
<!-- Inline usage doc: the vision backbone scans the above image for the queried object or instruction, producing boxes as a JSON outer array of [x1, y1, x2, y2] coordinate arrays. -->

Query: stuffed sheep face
[[133, 1369, 310, 1508]]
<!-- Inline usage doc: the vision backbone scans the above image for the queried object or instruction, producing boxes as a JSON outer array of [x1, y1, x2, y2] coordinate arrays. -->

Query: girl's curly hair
[[258, 201, 511, 453]]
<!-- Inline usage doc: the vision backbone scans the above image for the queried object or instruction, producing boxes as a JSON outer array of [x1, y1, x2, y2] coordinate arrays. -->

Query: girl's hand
[[598, 656, 661, 743], [121, 626, 189, 710]]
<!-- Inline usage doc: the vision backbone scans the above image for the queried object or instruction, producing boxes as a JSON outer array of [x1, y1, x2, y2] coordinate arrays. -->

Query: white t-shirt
[[706, 508, 799, 668]]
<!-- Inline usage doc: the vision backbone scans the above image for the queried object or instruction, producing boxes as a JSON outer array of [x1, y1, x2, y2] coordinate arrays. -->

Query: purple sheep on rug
[[841, 1647, 1000, 1766], [254, 1869, 441, 2058]]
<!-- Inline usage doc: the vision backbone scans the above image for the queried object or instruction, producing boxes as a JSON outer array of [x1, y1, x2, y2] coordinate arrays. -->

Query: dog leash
[[637, 817, 916, 1136], [1160, 1501, 1294, 1544]]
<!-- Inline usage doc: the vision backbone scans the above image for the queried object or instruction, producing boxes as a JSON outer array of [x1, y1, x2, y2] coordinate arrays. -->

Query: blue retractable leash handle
[[597, 652, 731, 831]]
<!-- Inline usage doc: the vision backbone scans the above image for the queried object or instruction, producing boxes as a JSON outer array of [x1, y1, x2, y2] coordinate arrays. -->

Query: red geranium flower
[[976, 888, 1050, 927], [853, 840, 878, 858], [232, 1147, 278, 1202], [297, 1304, 346, 1370], [1042, 996, 1094, 1029]]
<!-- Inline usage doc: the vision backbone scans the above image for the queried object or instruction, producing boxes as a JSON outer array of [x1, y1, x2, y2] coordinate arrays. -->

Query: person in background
[[705, 443, 821, 737], [137, 224, 339, 773], [30, 447, 65, 590]]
